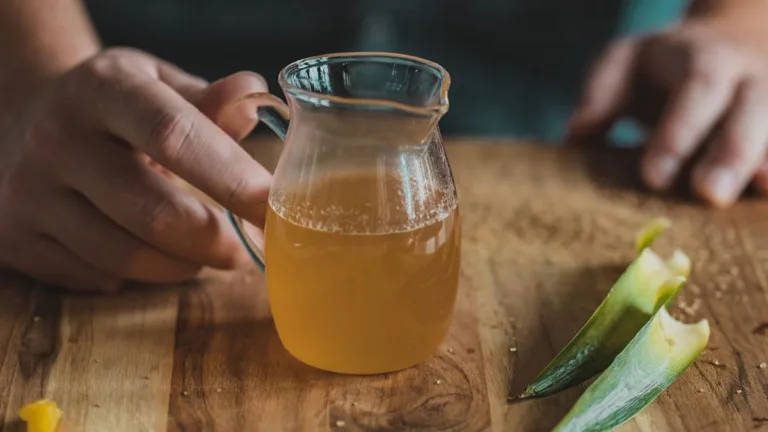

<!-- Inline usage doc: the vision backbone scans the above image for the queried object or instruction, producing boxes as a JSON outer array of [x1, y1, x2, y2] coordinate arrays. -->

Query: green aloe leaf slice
[[635, 217, 672, 253], [519, 219, 689, 399], [553, 307, 709, 432]]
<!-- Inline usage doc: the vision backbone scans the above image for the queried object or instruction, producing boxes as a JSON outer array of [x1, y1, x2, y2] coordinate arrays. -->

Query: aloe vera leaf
[[661, 250, 690, 307], [519, 218, 687, 399], [635, 218, 689, 280], [519, 250, 688, 399], [553, 307, 710, 432], [635, 217, 672, 253]]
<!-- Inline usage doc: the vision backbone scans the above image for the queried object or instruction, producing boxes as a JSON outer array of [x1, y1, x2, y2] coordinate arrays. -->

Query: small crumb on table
[[707, 359, 725, 368]]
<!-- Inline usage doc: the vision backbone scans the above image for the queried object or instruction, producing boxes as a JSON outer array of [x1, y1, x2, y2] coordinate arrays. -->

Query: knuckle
[[0, 121, 65, 207], [115, 243, 157, 279], [102, 46, 143, 59], [102, 48, 152, 75], [86, 48, 146, 74], [23, 115, 63, 158], [110, 244, 148, 279], [75, 56, 123, 101], [225, 173, 268, 212], [688, 61, 721, 87], [77, 52, 141, 99], [82, 54, 123, 83], [720, 130, 758, 162], [653, 129, 689, 157], [147, 110, 196, 164], [710, 129, 765, 170], [219, 249, 248, 270], [719, 139, 749, 163], [740, 78, 768, 104], [134, 193, 186, 241], [2, 164, 30, 196], [224, 174, 252, 207], [689, 46, 736, 84]]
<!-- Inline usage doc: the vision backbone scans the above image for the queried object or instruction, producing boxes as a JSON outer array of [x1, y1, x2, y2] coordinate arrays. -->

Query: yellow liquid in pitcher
[[265, 171, 461, 374]]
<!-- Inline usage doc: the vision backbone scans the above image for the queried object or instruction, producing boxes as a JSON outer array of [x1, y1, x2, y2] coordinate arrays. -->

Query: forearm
[[687, 0, 768, 25], [687, 0, 760, 16], [0, 0, 100, 105], [686, 0, 768, 56]]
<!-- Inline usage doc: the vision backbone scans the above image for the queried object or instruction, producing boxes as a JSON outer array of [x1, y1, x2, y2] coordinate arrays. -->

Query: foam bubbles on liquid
[[268, 177, 457, 235]]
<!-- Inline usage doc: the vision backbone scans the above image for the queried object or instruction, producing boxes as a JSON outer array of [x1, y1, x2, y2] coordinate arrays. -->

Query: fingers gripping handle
[[227, 211, 267, 271], [225, 93, 290, 272]]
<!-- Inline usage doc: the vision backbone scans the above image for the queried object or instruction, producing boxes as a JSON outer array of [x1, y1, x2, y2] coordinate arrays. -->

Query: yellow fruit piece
[[18, 399, 62, 432]]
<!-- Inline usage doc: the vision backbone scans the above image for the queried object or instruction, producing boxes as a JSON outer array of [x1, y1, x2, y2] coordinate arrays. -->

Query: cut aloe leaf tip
[[553, 307, 710, 432], [635, 217, 672, 252], [519, 219, 689, 399]]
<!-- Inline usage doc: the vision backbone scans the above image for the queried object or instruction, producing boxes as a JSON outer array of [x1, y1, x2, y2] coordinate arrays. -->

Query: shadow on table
[[3, 265, 482, 428], [0, 419, 24, 432], [579, 142, 764, 204], [505, 262, 626, 431], [170, 278, 320, 382], [168, 277, 485, 431], [581, 144, 694, 202]]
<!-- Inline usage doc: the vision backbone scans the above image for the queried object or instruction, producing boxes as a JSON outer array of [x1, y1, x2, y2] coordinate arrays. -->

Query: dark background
[[83, 0, 687, 139]]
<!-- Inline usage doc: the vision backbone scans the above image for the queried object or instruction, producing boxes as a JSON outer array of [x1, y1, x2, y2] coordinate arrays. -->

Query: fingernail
[[702, 167, 738, 205], [644, 153, 680, 190]]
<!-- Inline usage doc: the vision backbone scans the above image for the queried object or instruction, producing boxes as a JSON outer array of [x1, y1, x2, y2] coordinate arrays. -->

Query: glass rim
[[278, 52, 450, 117]]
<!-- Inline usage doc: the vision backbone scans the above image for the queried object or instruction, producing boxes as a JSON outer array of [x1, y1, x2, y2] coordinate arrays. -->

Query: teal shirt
[[85, 0, 687, 140]]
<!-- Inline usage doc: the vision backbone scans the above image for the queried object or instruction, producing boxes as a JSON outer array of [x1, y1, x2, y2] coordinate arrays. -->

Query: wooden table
[[1, 138, 768, 431]]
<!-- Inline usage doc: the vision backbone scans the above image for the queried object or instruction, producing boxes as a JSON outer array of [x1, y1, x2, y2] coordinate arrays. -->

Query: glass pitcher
[[227, 52, 461, 375]]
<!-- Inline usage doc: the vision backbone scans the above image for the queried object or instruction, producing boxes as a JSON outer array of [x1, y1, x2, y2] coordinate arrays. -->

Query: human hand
[[0, 48, 271, 291], [570, 14, 768, 207]]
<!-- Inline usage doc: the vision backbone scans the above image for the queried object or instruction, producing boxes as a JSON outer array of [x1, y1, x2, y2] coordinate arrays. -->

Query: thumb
[[193, 71, 270, 141], [568, 39, 638, 139], [156, 64, 270, 142], [156, 61, 209, 98]]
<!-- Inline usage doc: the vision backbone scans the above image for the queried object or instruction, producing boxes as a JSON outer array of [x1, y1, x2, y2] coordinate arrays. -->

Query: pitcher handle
[[224, 92, 290, 272]]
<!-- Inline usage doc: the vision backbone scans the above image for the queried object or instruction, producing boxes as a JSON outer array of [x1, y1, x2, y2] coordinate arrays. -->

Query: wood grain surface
[[2, 138, 768, 431]]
